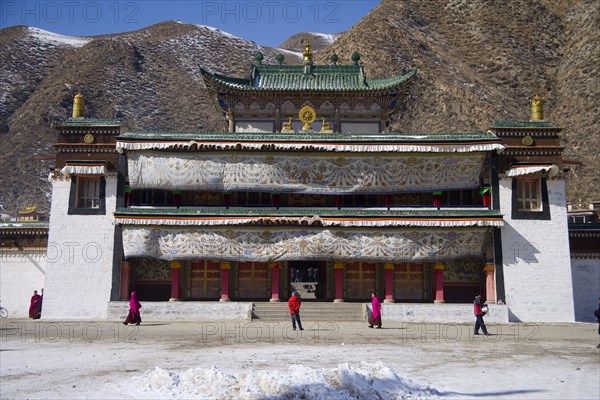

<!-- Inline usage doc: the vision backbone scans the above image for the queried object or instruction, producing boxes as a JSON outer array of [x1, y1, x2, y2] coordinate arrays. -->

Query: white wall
[[42, 175, 117, 319], [0, 252, 46, 318], [499, 178, 575, 322], [570, 258, 600, 322]]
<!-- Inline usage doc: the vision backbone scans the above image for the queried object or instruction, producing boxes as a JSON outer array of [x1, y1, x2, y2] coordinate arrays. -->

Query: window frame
[[511, 176, 550, 220], [68, 175, 106, 215]]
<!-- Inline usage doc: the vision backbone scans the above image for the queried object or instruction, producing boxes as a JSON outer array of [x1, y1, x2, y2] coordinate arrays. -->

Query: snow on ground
[[0, 321, 598, 399], [27, 27, 90, 47]]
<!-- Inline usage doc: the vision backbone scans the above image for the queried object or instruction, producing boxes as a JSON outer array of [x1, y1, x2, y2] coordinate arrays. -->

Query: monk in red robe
[[123, 291, 142, 325], [29, 290, 42, 319]]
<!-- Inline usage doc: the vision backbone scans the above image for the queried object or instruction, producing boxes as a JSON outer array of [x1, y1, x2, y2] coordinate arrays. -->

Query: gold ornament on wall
[[299, 106, 316, 131]]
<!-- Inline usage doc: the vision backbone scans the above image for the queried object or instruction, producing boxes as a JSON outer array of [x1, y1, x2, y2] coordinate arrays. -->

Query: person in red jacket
[[473, 293, 489, 335], [288, 291, 303, 331]]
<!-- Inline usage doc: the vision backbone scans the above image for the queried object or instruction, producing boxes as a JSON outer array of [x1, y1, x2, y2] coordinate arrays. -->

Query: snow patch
[[28, 27, 90, 47], [308, 32, 341, 45], [196, 25, 241, 40], [132, 362, 439, 399]]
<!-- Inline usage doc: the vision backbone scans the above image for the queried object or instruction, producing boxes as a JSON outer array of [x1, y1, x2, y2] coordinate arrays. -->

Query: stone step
[[252, 302, 365, 321]]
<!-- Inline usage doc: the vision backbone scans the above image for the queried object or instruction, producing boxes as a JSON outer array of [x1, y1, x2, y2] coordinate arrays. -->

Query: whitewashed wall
[[570, 257, 600, 322], [0, 252, 46, 318], [499, 178, 575, 322], [42, 175, 117, 319]]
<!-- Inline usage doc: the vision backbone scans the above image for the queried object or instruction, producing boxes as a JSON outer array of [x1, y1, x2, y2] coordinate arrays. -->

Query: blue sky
[[0, 0, 382, 46]]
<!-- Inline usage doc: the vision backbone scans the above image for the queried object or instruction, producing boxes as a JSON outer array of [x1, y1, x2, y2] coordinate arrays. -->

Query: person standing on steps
[[368, 292, 382, 329], [473, 293, 489, 335], [288, 291, 303, 331], [123, 291, 142, 326]]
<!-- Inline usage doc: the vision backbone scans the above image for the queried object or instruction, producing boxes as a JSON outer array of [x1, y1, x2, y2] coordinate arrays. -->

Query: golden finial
[[530, 94, 544, 121], [303, 39, 313, 63], [72, 91, 85, 119]]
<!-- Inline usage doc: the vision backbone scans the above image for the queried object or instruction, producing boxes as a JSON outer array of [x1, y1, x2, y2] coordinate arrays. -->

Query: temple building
[[38, 43, 578, 322]]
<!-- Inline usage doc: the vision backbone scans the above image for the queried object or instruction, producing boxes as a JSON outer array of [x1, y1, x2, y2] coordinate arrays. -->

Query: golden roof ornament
[[72, 91, 85, 119], [530, 94, 544, 121], [303, 39, 313, 63], [282, 117, 293, 131], [299, 106, 316, 131], [320, 117, 333, 133]]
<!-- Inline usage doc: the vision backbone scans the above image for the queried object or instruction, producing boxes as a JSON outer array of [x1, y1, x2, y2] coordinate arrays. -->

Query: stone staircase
[[251, 302, 365, 322]]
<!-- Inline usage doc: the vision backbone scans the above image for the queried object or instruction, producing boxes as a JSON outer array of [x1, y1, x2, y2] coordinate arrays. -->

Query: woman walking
[[123, 291, 142, 326], [368, 292, 382, 328]]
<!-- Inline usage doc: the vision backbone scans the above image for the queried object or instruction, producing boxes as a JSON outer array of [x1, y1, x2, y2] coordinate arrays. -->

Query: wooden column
[[269, 262, 281, 302], [119, 261, 131, 301], [434, 262, 445, 304], [220, 262, 231, 302], [333, 262, 345, 302], [384, 263, 395, 303], [484, 262, 496, 304], [169, 260, 182, 301]]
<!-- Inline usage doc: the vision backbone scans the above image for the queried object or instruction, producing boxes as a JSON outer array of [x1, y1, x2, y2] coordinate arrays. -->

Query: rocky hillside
[[0, 0, 598, 215]]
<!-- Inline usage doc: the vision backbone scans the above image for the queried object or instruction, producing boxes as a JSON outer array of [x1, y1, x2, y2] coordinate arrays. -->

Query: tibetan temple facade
[[39, 44, 576, 322]]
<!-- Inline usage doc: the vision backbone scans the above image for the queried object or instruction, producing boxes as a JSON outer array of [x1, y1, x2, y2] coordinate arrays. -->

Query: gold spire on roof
[[303, 39, 313, 64], [72, 91, 85, 119], [530, 94, 544, 121]]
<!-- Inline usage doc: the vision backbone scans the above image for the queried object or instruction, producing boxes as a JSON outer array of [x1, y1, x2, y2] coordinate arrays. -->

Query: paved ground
[[0, 319, 599, 399]]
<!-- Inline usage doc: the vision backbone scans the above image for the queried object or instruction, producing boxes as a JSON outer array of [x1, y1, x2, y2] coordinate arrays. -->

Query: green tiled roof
[[491, 121, 556, 129], [115, 207, 502, 218], [60, 118, 121, 127], [201, 65, 416, 92], [119, 131, 499, 143]]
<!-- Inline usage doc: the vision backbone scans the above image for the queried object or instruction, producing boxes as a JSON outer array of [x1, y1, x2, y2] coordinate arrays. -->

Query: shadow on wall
[[501, 223, 541, 266]]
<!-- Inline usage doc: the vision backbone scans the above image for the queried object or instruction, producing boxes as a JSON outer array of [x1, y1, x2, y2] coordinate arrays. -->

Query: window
[[511, 177, 550, 220], [68, 176, 106, 215], [517, 178, 541, 211], [77, 177, 100, 208]]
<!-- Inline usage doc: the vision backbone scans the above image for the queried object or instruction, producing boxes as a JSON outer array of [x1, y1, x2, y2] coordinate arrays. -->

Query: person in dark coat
[[288, 291, 303, 331], [473, 293, 489, 335]]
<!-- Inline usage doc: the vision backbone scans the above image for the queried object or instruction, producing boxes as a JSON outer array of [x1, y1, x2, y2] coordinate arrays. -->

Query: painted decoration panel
[[122, 227, 488, 262], [127, 151, 486, 193]]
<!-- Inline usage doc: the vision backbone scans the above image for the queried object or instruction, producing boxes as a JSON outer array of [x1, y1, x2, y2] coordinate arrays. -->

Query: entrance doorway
[[288, 261, 324, 300]]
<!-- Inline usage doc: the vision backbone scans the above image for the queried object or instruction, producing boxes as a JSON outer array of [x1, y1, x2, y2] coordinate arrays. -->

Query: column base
[[269, 298, 281, 302], [434, 300, 445, 304], [384, 299, 395, 303], [219, 298, 231, 302], [169, 298, 181, 302], [333, 299, 345, 303]]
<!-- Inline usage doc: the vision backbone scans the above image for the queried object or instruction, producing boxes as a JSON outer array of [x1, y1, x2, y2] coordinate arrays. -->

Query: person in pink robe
[[123, 291, 142, 325], [369, 292, 382, 328], [28, 290, 42, 319]]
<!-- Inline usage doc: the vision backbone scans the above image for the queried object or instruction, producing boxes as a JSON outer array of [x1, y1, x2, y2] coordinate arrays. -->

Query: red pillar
[[169, 261, 182, 301], [484, 262, 496, 304], [119, 261, 131, 300], [334, 262, 344, 302], [434, 262, 445, 304], [270, 262, 281, 302], [384, 263, 395, 303], [220, 262, 231, 302]]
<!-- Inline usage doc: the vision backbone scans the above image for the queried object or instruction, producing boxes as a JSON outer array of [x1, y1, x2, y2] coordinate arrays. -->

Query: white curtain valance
[[115, 215, 503, 228], [60, 164, 107, 176], [116, 140, 504, 154], [122, 226, 490, 262], [505, 164, 559, 177], [127, 151, 487, 193]]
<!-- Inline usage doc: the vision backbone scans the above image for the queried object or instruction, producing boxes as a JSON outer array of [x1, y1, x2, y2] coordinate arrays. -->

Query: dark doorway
[[288, 261, 325, 301]]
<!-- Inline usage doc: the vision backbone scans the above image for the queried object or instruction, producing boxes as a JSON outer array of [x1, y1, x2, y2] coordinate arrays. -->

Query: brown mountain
[[0, 0, 598, 215]]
